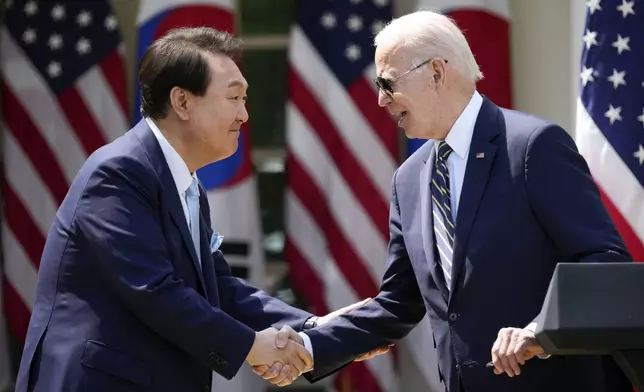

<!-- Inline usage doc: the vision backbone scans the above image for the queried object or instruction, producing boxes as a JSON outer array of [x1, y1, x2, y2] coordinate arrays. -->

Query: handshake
[[244, 298, 392, 387], [245, 325, 312, 387]]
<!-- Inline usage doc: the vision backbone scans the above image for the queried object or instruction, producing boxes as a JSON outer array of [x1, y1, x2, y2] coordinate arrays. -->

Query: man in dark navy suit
[[254, 10, 634, 392], [14, 27, 381, 392]]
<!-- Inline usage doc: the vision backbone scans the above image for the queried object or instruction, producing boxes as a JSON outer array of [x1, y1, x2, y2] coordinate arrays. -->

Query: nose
[[377, 90, 391, 107], [238, 104, 249, 123]]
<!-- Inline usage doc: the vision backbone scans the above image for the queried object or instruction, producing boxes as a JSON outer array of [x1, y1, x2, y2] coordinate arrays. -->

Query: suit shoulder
[[499, 108, 571, 149], [75, 131, 157, 192], [52, 130, 158, 231]]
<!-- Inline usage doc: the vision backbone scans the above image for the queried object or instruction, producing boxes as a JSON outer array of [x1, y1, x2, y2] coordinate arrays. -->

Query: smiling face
[[188, 52, 249, 161], [374, 43, 452, 140], [169, 51, 249, 163]]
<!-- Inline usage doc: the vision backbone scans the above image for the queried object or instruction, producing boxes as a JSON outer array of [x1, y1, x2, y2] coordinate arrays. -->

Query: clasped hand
[[250, 325, 390, 387], [250, 298, 393, 387], [246, 327, 312, 387]]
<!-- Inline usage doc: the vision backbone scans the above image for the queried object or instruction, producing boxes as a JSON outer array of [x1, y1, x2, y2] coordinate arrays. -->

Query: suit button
[[463, 360, 476, 368], [448, 313, 458, 322]]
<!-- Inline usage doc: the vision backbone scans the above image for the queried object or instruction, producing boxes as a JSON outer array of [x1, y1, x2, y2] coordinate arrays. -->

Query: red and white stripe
[[285, 24, 399, 392], [1, 28, 129, 341], [576, 100, 644, 261]]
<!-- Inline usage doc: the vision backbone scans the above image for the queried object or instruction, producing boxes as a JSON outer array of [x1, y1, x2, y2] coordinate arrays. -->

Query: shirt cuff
[[299, 332, 314, 371], [525, 322, 550, 359]]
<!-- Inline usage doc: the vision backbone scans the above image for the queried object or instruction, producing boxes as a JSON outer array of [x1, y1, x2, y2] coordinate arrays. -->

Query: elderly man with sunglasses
[[254, 9, 633, 392]]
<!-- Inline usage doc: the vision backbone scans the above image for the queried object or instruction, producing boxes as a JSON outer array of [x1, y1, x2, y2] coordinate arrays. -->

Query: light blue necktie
[[185, 177, 201, 266]]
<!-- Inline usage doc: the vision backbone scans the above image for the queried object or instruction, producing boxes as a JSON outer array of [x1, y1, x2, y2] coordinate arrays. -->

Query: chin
[[403, 127, 423, 140], [209, 144, 238, 163], [224, 141, 239, 158], [405, 120, 435, 140]]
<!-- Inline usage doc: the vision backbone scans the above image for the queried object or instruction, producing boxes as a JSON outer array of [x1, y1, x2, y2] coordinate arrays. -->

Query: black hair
[[138, 27, 243, 119]]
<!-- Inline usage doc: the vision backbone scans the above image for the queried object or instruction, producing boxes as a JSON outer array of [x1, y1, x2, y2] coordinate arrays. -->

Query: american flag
[[285, 0, 399, 391], [1, 0, 128, 345], [575, 0, 644, 262]]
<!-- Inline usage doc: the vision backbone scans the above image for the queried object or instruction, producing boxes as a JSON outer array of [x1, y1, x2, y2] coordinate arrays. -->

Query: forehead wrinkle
[[377, 58, 399, 80], [378, 45, 412, 80]]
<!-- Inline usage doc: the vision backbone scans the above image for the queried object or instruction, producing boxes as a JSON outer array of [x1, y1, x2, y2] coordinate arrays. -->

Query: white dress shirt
[[435, 90, 483, 221], [146, 117, 199, 243], [299, 330, 314, 361]]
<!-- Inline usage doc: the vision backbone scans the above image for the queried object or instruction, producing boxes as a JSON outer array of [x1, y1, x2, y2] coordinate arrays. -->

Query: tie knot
[[437, 141, 453, 161], [186, 177, 199, 198]]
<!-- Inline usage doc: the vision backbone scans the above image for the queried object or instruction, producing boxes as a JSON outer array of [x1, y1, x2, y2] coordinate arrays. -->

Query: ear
[[431, 59, 446, 86], [168, 86, 190, 121]]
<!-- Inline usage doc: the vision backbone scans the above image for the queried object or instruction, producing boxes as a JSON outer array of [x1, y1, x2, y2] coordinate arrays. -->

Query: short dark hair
[[138, 27, 243, 119]]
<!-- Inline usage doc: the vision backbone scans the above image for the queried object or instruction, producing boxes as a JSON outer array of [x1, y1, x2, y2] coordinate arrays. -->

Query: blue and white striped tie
[[431, 141, 455, 289]]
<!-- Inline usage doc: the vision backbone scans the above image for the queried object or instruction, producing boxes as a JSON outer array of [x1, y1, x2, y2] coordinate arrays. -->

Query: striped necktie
[[431, 141, 455, 289]]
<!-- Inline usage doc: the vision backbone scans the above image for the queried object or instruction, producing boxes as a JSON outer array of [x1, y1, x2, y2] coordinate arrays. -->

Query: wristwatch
[[303, 316, 318, 330]]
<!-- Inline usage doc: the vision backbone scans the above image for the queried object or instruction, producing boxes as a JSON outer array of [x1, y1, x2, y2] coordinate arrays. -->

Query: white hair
[[374, 10, 483, 84]]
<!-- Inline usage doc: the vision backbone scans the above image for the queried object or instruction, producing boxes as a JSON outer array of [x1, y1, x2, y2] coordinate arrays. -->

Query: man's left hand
[[491, 327, 545, 377], [354, 344, 394, 361], [315, 297, 372, 326], [318, 298, 394, 362], [315, 297, 394, 362]]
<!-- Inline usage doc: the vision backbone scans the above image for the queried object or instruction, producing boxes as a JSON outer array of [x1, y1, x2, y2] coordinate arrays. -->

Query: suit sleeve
[[74, 158, 255, 380], [525, 124, 632, 263], [302, 169, 427, 382], [197, 185, 315, 332], [211, 251, 313, 331]]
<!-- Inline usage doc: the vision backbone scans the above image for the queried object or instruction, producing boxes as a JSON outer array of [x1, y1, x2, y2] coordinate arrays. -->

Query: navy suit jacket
[[304, 98, 633, 392], [15, 120, 313, 392]]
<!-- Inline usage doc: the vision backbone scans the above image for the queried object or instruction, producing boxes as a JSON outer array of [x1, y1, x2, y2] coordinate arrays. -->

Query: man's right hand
[[246, 327, 312, 386], [250, 326, 312, 386], [252, 324, 392, 382]]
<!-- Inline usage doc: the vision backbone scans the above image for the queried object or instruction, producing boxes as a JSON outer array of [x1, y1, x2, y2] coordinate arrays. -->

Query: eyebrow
[[227, 80, 247, 88], [377, 70, 395, 80]]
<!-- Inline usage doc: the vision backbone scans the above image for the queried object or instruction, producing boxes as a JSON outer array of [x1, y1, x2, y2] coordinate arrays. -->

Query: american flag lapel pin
[[476, 152, 485, 159]]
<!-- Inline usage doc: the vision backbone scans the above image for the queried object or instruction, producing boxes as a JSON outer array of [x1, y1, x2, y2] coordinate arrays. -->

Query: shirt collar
[[145, 117, 197, 197], [435, 90, 483, 159]]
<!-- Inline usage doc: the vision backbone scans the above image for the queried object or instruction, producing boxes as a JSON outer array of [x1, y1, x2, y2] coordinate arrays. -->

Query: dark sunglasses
[[373, 58, 447, 96]]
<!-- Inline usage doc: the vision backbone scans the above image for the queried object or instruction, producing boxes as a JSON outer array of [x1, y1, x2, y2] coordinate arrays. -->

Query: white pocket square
[[210, 231, 224, 252]]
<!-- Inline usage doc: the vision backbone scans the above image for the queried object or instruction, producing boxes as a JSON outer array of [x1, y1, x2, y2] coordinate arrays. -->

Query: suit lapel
[[133, 120, 208, 294], [449, 98, 500, 299], [420, 142, 449, 302]]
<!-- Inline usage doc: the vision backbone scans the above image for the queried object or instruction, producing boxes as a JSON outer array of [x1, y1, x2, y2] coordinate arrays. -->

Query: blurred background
[[0, 0, 642, 391]]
